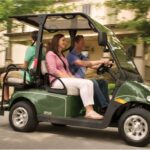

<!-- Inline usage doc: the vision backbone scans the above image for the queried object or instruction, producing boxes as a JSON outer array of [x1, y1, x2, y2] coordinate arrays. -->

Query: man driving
[[67, 35, 111, 113]]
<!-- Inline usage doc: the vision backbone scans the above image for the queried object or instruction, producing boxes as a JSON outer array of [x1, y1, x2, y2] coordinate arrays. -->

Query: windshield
[[91, 19, 138, 73], [90, 19, 137, 73], [107, 32, 137, 73]]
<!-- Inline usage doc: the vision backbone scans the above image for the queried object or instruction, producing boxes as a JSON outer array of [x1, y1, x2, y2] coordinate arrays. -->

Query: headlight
[[147, 96, 150, 102]]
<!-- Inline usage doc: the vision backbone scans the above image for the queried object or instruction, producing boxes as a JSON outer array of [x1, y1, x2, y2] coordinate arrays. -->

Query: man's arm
[[90, 59, 113, 69], [74, 59, 107, 68]]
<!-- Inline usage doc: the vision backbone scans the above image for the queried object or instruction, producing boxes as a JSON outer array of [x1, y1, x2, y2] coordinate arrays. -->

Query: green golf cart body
[[1, 13, 150, 147]]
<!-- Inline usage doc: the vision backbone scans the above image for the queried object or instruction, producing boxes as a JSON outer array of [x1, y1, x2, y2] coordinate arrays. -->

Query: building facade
[[0, 0, 150, 82]]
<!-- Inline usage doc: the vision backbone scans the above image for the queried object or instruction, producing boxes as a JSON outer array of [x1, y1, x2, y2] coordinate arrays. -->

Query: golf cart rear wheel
[[119, 108, 150, 147], [9, 101, 38, 132]]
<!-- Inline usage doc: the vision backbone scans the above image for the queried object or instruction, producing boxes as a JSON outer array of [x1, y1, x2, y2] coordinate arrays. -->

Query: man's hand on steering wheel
[[96, 59, 114, 75], [101, 58, 113, 66]]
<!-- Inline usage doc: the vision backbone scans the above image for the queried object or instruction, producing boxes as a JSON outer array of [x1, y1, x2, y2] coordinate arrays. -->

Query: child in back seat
[[0, 31, 45, 104]]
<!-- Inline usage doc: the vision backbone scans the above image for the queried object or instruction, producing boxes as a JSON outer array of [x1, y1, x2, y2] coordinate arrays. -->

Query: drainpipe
[[5, 19, 13, 66], [5, 43, 13, 66], [134, 36, 145, 80]]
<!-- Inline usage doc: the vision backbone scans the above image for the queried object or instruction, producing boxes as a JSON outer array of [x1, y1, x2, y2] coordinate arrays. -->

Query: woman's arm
[[56, 70, 71, 78], [22, 61, 28, 69]]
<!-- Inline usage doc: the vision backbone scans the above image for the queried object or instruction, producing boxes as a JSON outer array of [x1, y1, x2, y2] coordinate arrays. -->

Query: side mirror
[[98, 32, 107, 46]]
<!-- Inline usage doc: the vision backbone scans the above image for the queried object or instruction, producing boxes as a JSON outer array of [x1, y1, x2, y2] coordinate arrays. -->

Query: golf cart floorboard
[[38, 115, 108, 129]]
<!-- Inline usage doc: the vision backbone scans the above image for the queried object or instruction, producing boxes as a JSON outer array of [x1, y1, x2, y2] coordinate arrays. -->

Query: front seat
[[41, 60, 80, 96]]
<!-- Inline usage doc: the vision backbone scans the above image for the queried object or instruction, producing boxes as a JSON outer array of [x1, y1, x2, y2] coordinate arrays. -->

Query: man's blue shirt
[[67, 49, 87, 78]]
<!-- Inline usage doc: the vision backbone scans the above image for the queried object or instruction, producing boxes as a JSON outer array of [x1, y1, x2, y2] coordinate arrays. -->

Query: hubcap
[[12, 107, 28, 128], [124, 115, 148, 141]]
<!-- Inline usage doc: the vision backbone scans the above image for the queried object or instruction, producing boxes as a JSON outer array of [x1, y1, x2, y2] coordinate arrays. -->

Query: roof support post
[[34, 15, 47, 77]]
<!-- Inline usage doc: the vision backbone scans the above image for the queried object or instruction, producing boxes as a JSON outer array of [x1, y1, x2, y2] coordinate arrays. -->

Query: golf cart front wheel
[[119, 108, 150, 147], [9, 101, 38, 132]]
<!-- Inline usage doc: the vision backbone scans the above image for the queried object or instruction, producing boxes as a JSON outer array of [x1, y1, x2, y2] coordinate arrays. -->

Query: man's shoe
[[99, 107, 107, 115]]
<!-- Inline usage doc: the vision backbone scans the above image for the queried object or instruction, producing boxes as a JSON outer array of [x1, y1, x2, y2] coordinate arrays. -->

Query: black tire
[[119, 108, 150, 147], [9, 101, 38, 132]]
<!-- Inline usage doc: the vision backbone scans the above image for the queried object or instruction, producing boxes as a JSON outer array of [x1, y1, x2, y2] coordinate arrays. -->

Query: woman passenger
[[46, 34, 103, 120]]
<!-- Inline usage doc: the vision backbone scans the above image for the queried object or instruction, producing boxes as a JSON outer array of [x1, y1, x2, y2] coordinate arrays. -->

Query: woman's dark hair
[[46, 41, 52, 53], [51, 34, 64, 55], [31, 30, 38, 46]]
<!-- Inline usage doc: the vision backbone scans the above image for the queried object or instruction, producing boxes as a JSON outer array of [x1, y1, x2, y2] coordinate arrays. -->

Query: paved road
[[0, 88, 150, 149], [0, 112, 150, 149]]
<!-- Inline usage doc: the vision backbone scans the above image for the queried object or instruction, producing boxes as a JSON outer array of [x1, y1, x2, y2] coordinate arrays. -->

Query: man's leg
[[91, 79, 108, 108], [96, 79, 110, 103]]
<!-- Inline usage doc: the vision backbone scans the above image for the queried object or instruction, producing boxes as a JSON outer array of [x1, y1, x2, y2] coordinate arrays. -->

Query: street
[[0, 112, 150, 149]]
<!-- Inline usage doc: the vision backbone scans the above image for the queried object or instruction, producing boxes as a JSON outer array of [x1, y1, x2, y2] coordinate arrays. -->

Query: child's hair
[[31, 30, 38, 46]]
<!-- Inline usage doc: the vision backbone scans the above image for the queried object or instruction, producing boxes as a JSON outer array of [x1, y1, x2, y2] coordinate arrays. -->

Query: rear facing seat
[[2, 65, 29, 87], [4, 61, 80, 95], [41, 60, 79, 96], [7, 77, 27, 84]]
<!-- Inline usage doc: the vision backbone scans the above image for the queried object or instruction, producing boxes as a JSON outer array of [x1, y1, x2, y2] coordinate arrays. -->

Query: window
[[82, 4, 91, 15]]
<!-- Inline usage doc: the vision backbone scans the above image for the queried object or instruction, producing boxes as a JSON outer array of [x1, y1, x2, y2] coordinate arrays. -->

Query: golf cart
[[1, 13, 150, 147]]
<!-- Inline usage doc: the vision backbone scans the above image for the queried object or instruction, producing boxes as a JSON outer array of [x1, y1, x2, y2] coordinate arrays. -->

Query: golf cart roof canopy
[[10, 12, 95, 31], [10, 12, 141, 77]]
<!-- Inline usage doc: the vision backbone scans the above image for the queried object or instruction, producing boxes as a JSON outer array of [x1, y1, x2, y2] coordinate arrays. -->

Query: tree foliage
[[0, 0, 73, 60], [105, 0, 150, 44], [0, 0, 72, 32]]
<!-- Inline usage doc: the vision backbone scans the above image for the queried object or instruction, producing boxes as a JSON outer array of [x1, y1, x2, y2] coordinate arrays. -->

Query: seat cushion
[[5, 70, 30, 84], [67, 87, 79, 95], [52, 80, 79, 96], [41, 60, 48, 75], [41, 60, 79, 95], [7, 78, 29, 84], [7, 78, 25, 84]]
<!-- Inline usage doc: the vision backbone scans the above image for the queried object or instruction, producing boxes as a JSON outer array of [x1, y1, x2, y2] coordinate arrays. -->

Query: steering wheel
[[97, 63, 113, 75]]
